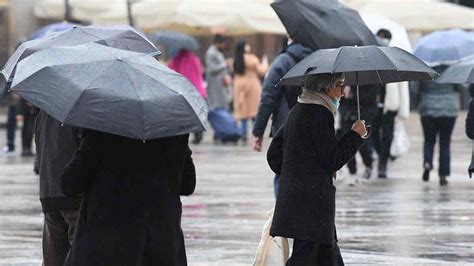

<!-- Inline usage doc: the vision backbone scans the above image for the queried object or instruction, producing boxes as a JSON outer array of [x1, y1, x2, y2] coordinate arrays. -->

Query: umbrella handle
[[362, 125, 372, 139]]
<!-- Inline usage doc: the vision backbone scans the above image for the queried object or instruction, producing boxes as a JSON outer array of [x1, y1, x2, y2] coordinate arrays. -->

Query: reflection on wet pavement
[[0, 113, 473, 265]]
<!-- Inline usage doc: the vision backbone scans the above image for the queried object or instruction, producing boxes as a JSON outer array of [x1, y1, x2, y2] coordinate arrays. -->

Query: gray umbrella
[[152, 31, 199, 51], [11, 43, 207, 140], [280, 45, 437, 119], [436, 59, 474, 84], [1, 25, 160, 87]]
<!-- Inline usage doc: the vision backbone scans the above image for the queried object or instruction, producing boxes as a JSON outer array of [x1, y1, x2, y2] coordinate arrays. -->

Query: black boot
[[439, 175, 448, 186], [422, 169, 430, 182]]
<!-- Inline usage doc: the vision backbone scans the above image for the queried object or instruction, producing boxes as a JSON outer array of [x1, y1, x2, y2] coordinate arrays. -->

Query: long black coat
[[268, 104, 362, 245], [61, 130, 195, 266]]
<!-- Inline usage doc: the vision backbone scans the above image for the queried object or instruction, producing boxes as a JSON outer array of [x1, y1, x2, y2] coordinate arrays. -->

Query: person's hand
[[261, 54, 269, 66], [351, 120, 367, 138], [252, 136, 263, 152], [223, 74, 232, 86]]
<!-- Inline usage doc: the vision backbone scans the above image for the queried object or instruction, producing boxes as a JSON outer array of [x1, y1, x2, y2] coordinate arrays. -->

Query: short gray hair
[[304, 73, 345, 93]]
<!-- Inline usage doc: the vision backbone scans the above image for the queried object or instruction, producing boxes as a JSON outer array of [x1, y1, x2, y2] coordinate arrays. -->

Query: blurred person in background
[[2, 88, 36, 157], [466, 85, 474, 177], [338, 84, 379, 185], [416, 65, 459, 186], [232, 40, 268, 143], [372, 29, 410, 179], [252, 36, 312, 196], [205, 34, 232, 112], [169, 49, 207, 144]]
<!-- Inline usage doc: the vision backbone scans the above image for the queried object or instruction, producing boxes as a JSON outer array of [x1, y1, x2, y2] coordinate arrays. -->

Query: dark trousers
[[43, 210, 79, 266], [339, 106, 376, 174], [6, 105, 16, 151], [5, 104, 35, 151], [287, 239, 344, 266], [421, 116, 456, 176], [372, 110, 397, 168]]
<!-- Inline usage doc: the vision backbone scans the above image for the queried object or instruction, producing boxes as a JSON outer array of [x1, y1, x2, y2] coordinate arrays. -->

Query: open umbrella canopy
[[280, 45, 437, 86], [271, 0, 376, 50], [152, 31, 199, 51], [1, 25, 159, 85], [413, 29, 474, 67], [436, 59, 474, 84], [10, 43, 207, 140]]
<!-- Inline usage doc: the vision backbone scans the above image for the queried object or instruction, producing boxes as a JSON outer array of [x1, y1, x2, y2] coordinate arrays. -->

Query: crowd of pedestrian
[[0, 13, 472, 265]]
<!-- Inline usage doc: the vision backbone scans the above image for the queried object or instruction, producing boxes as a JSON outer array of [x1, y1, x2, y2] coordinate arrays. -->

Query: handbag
[[390, 118, 410, 157]]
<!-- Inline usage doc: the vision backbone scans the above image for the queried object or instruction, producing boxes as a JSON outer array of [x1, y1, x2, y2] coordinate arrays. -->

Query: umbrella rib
[[123, 62, 146, 140], [63, 63, 118, 123], [332, 48, 344, 74]]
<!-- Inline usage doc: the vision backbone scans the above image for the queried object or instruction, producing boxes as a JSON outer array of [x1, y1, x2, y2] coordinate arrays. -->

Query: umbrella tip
[[60, 123, 64, 127]]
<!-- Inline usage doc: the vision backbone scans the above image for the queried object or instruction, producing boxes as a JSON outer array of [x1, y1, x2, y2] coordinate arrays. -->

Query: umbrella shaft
[[356, 72, 360, 121]]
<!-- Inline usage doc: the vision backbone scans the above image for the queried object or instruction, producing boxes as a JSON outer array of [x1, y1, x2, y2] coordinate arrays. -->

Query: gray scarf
[[297, 90, 336, 117]]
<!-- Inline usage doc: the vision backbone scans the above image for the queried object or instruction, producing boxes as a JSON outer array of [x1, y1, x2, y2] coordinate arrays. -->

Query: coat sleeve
[[466, 100, 474, 140], [205, 50, 227, 75], [267, 126, 284, 175], [60, 131, 101, 196], [312, 113, 363, 171], [252, 55, 290, 138], [180, 146, 196, 196]]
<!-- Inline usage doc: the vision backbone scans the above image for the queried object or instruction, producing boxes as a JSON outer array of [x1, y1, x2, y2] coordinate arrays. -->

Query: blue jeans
[[241, 119, 248, 137], [421, 117, 456, 176]]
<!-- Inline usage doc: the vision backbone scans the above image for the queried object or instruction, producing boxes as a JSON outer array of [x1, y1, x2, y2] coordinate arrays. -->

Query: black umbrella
[[271, 0, 377, 50], [436, 59, 474, 84], [1, 25, 160, 89], [280, 45, 437, 119], [10, 43, 207, 140], [152, 31, 199, 52]]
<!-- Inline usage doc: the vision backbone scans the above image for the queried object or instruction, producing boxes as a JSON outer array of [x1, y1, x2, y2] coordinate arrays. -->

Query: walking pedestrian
[[372, 29, 411, 178], [169, 49, 207, 144], [252, 37, 312, 196], [1, 91, 36, 156], [232, 40, 268, 143], [35, 110, 82, 266], [417, 65, 460, 186], [267, 73, 366, 265], [338, 84, 379, 185], [466, 85, 474, 177], [205, 34, 232, 111], [61, 130, 196, 265]]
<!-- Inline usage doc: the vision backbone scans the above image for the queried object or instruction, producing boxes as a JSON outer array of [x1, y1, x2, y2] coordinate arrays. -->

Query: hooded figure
[[61, 130, 196, 266]]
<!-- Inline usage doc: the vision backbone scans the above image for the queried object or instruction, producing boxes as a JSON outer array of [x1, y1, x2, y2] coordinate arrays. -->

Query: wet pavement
[[0, 113, 473, 265]]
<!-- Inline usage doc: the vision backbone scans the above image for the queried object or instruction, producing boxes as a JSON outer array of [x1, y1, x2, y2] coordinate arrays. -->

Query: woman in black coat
[[267, 73, 367, 265], [61, 130, 196, 266]]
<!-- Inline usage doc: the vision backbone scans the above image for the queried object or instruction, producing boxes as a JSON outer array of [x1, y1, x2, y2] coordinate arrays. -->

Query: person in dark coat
[[252, 39, 312, 196], [35, 110, 82, 266], [338, 85, 380, 185], [267, 73, 366, 265], [466, 85, 474, 178], [61, 130, 196, 266]]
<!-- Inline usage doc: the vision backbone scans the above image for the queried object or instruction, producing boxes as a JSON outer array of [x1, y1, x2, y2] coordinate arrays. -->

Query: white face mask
[[381, 38, 390, 46]]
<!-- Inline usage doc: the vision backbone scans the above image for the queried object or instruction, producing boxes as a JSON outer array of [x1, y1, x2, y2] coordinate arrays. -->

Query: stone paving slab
[[0, 113, 473, 265]]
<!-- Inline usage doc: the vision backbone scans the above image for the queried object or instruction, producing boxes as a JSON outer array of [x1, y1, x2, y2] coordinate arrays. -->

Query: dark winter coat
[[35, 111, 82, 211], [252, 42, 312, 138], [466, 100, 474, 140], [268, 104, 362, 245], [61, 130, 195, 266]]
